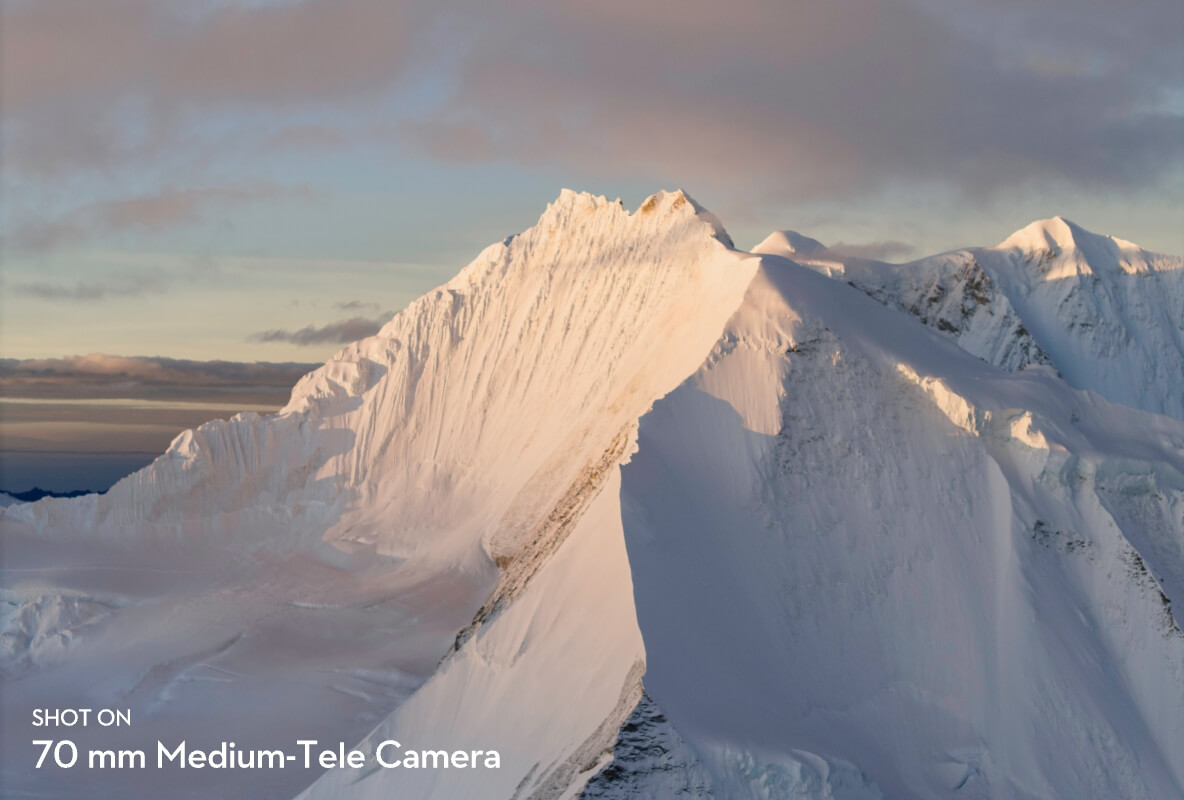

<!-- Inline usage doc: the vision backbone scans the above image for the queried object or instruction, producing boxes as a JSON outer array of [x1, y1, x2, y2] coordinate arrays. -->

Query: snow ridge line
[[446, 423, 636, 660]]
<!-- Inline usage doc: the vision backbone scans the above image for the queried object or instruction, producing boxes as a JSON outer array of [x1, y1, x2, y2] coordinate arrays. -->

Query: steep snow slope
[[0, 190, 756, 799], [610, 256, 1184, 799], [754, 219, 1184, 419]]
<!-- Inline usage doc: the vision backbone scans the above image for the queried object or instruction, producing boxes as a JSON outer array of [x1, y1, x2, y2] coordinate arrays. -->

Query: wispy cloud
[[0, 354, 318, 403], [249, 314, 394, 346], [6, 183, 311, 254], [11, 268, 175, 300], [335, 300, 383, 312]]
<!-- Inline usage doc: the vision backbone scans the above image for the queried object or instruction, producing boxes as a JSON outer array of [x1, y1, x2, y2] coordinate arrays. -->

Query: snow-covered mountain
[[755, 217, 1184, 418], [2, 192, 1182, 800]]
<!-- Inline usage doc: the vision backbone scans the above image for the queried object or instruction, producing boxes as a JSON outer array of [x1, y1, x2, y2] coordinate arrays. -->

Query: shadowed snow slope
[[613, 257, 1184, 799], [3, 194, 1182, 800]]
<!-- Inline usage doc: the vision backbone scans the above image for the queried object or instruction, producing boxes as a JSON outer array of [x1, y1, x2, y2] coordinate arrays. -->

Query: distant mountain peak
[[751, 229, 826, 257], [991, 216, 1179, 281], [997, 216, 1095, 254]]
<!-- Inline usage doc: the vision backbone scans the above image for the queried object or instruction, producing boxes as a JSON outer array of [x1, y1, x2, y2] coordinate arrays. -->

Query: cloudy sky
[[1, 0, 1182, 489]]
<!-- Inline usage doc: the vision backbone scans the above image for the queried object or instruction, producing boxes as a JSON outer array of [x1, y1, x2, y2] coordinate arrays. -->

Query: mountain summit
[[998, 215, 1095, 253], [3, 192, 1182, 800]]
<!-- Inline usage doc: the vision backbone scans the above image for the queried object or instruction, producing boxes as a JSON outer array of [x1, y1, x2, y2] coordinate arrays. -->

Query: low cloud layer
[[249, 314, 394, 346], [0, 354, 319, 403]]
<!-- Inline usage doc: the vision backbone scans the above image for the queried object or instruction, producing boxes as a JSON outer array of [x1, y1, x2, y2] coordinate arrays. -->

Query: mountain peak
[[993, 216, 1174, 279], [752, 229, 826, 257], [537, 188, 734, 248], [997, 216, 1090, 254]]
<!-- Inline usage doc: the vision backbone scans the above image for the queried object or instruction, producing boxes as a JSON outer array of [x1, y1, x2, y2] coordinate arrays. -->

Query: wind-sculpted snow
[[2, 192, 1182, 800]]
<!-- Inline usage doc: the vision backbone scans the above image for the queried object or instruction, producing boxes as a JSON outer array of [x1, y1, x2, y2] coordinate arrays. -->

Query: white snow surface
[[2, 193, 1182, 800], [618, 258, 1184, 799]]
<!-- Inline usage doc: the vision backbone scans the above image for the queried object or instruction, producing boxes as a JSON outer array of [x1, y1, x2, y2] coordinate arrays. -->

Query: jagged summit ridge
[[529, 188, 734, 249]]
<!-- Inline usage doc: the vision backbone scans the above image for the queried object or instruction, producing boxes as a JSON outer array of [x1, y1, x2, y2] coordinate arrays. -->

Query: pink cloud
[[2, 0, 413, 111]]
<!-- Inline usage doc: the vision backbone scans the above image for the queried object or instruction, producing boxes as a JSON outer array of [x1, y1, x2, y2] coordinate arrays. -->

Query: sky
[[1, 0, 1182, 490]]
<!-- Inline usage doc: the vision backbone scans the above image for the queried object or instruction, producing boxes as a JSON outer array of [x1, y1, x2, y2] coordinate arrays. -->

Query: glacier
[[2, 190, 1182, 800]]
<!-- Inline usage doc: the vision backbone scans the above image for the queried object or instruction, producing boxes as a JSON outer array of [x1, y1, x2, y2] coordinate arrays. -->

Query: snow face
[[620, 257, 1184, 799], [978, 222, 1184, 418], [2, 192, 1181, 800]]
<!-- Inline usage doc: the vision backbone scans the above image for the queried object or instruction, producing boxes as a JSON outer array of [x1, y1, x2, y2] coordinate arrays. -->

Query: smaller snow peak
[[998, 216, 1085, 255], [752, 230, 826, 257], [995, 216, 1172, 279]]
